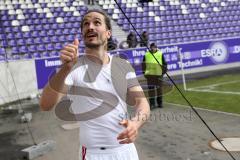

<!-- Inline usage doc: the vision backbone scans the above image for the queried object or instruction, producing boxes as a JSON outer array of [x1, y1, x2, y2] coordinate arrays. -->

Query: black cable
[[113, 1, 236, 160], [0, 17, 37, 146], [7, 64, 37, 146]]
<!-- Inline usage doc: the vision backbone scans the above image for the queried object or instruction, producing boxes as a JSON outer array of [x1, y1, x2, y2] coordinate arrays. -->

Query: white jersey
[[65, 55, 139, 148]]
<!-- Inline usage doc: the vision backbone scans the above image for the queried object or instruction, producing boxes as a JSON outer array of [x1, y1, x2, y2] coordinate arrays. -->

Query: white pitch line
[[165, 102, 240, 117], [187, 88, 240, 95], [190, 80, 240, 90]]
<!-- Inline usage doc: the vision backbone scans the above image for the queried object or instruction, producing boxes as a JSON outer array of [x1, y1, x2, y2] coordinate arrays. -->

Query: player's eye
[[95, 21, 101, 25], [83, 22, 89, 26]]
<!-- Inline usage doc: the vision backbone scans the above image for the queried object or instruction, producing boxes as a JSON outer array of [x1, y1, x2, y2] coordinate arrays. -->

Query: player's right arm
[[39, 39, 79, 111]]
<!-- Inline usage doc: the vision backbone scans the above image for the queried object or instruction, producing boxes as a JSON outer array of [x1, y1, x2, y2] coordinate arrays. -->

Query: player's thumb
[[73, 38, 79, 47], [119, 119, 128, 128]]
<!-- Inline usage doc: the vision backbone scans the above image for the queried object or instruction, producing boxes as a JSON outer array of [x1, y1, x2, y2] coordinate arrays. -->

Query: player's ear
[[107, 30, 112, 39]]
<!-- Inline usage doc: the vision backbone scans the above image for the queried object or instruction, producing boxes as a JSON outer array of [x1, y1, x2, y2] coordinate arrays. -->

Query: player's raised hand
[[60, 38, 79, 68]]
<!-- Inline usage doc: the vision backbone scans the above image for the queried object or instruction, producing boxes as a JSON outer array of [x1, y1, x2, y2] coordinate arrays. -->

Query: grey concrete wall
[[0, 60, 39, 105]]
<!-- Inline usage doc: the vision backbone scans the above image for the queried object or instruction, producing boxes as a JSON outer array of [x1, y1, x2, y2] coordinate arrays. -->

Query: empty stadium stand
[[0, 0, 88, 60], [99, 0, 240, 46], [1, 0, 240, 60]]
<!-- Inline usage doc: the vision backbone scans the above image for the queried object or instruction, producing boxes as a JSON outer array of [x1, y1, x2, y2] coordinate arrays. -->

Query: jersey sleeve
[[125, 62, 140, 88]]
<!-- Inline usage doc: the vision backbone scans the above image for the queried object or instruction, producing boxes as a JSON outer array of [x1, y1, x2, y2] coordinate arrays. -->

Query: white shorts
[[79, 143, 139, 160]]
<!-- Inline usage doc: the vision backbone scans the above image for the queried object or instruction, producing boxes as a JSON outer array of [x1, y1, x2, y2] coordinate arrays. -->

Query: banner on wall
[[35, 38, 240, 89], [35, 57, 62, 89]]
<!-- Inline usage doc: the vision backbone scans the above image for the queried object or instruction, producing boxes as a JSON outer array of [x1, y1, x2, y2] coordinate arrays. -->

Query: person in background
[[127, 31, 138, 48], [142, 43, 168, 109], [107, 36, 118, 51], [140, 31, 149, 47], [87, 0, 94, 5]]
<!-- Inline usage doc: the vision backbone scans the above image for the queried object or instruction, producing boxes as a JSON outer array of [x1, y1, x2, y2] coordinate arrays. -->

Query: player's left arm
[[117, 85, 150, 144]]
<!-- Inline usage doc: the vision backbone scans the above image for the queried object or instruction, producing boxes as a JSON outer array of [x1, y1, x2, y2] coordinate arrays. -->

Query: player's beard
[[85, 36, 108, 50]]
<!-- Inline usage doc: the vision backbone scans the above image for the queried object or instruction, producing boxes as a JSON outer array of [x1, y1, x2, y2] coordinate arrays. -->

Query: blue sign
[[35, 38, 240, 89], [35, 57, 61, 89]]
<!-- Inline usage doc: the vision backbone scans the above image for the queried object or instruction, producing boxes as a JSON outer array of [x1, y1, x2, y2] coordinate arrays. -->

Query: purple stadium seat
[[136, 23, 142, 29], [3, 21, 11, 27], [122, 24, 129, 31], [38, 13, 46, 19], [55, 29, 62, 36], [0, 34, 4, 40], [11, 47, 19, 55], [4, 27, 12, 33], [34, 37, 42, 44], [59, 23, 65, 29], [46, 44, 55, 51], [47, 30, 55, 36], [19, 20, 25, 25], [59, 35, 66, 42], [163, 39, 169, 44], [67, 35, 75, 41], [13, 27, 20, 32], [48, 18, 55, 24], [19, 46, 28, 53], [33, 52, 41, 58], [52, 23, 58, 30], [12, 55, 21, 60], [1, 40, 8, 47], [26, 38, 33, 45], [29, 25, 35, 31], [23, 53, 32, 59], [0, 10, 8, 15], [8, 40, 17, 46], [31, 31, 39, 37], [0, 48, 5, 55], [68, 17, 75, 22], [143, 12, 148, 17], [39, 30, 47, 37], [34, 24, 43, 31], [62, 28, 70, 35], [6, 33, 15, 39], [79, 47, 85, 53], [42, 51, 50, 57], [37, 44, 46, 52], [51, 36, 58, 43], [28, 45, 37, 52], [73, 22, 80, 28], [17, 39, 26, 45], [41, 18, 48, 24], [75, 16, 82, 22], [1, 15, 8, 21], [70, 28, 78, 34], [53, 12, 59, 17], [65, 22, 72, 28], [43, 24, 51, 30], [50, 50, 59, 56], [55, 43, 63, 50], [117, 19, 123, 25], [119, 14, 125, 19], [59, 12, 65, 17], [42, 37, 51, 43], [149, 28, 155, 34], [8, 15, 17, 21], [173, 25, 180, 31], [108, 9, 113, 14], [26, 19, 34, 25]]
